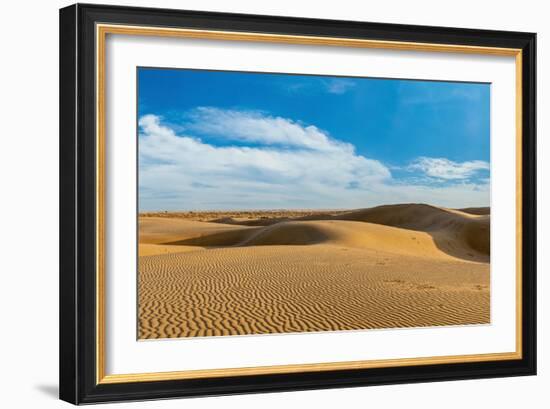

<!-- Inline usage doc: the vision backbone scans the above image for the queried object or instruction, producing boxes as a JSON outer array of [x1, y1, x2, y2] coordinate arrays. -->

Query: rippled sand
[[138, 204, 490, 339]]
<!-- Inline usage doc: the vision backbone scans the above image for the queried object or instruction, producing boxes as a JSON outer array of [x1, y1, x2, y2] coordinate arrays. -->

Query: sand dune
[[246, 220, 475, 259], [139, 217, 251, 243], [459, 207, 490, 215], [174, 220, 470, 260], [333, 204, 490, 261], [143, 204, 490, 262], [138, 204, 490, 339], [139, 243, 204, 257], [139, 217, 254, 256]]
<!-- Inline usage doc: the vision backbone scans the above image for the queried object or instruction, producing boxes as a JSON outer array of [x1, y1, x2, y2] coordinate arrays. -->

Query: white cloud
[[138, 112, 489, 211], [139, 113, 391, 210], [185, 107, 349, 152], [399, 83, 485, 106], [407, 157, 489, 180], [284, 78, 356, 95], [325, 79, 356, 94]]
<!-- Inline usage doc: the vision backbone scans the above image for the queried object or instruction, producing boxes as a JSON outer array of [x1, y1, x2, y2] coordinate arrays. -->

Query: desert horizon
[[138, 203, 490, 339]]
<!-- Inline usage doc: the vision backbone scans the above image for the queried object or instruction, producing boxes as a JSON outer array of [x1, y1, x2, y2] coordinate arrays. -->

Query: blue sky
[[138, 67, 490, 211]]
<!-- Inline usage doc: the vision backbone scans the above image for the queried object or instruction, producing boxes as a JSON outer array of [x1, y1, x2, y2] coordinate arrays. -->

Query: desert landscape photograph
[[137, 68, 490, 339]]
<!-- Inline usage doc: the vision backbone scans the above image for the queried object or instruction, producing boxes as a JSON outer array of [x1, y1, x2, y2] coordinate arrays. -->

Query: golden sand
[[138, 204, 490, 339]]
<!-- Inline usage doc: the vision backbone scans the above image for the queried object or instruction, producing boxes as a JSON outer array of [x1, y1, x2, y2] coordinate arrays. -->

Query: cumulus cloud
[[185, 107, 349, 152], [138, 111, 489, 211], [407, 157, 490, 180], [139, 113, 391, 210]]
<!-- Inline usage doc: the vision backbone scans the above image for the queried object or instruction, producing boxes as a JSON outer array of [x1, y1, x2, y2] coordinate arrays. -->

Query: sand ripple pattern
[[139, 244, 489, 339]]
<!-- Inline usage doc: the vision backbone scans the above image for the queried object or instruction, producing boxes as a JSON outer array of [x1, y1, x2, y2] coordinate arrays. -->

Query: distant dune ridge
[[138, 204, 490, 339], [458, 207, 490, 216]]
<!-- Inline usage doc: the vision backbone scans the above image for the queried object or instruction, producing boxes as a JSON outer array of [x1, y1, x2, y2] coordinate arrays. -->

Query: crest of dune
[[143, 204, 489, 262]]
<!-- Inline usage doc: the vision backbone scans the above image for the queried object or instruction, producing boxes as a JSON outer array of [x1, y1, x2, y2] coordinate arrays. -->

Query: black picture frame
[[60, 3, 536, 405]]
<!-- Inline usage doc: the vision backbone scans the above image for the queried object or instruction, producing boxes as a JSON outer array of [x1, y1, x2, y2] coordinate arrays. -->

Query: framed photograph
[[59, 3, 536, 404]]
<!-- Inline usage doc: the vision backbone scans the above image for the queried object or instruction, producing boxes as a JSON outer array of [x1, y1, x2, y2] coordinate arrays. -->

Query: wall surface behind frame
[[0, 0, 546, 407]]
